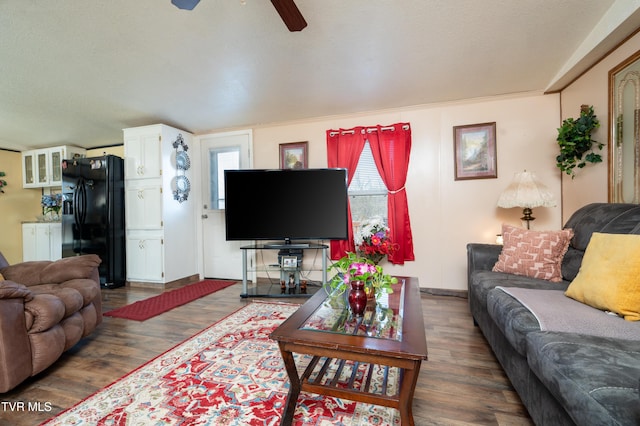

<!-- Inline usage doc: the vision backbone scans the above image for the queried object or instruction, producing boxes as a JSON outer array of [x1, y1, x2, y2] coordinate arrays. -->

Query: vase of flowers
[[355, 216, 397, 264], [41, 194, 62, 221], [327, 252, 398, 307]]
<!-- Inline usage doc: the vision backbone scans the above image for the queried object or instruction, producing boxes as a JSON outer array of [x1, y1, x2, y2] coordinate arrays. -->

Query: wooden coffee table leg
[[398, 361, 422, 426], [278, 344, 301, 426]]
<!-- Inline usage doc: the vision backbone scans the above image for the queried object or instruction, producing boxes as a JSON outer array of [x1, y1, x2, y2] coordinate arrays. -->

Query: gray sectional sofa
[[467, 203, 640, 425]]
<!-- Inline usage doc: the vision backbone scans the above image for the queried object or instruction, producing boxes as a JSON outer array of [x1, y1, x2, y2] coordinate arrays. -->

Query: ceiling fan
[[171, 0, 307, 32]]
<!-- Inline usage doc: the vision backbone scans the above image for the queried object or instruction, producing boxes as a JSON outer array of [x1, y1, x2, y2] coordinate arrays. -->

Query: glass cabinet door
[[50, 149, 62, 185], [37, 152, 48, 185], [23, 152, 35, 186]]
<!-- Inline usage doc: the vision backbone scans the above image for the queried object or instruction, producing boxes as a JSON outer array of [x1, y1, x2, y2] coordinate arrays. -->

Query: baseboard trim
[[126, 274, 201, 290], [420, 287, 468, 298]]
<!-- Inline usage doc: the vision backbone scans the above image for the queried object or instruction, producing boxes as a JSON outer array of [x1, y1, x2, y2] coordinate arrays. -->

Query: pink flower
[[349, 263, 366, 275]]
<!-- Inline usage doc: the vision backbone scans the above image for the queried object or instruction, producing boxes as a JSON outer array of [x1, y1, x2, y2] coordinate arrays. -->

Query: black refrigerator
[[61, 155, 125, 288]]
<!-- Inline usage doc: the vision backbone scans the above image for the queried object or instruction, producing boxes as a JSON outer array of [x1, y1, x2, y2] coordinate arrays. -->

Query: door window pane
[[210, 148, 240, 209]]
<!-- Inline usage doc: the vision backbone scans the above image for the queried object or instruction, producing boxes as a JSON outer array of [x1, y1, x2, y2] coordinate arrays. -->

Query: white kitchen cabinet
[[124, 132, 162, 180], [22, 145, 86, 188], [22, 222, 62, 261], [22, 223, 37, 260], [125, 184, 163, 229], [125, 233, 164, 282], [123, 124, 197, 285], [49, 223, 62, 260]]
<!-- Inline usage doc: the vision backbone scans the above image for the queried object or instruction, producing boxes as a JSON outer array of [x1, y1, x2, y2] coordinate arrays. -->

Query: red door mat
[[103, 280, 237, 321]]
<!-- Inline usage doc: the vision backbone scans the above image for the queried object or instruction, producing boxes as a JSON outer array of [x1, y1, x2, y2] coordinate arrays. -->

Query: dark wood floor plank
[[0, 283, 533, 425]]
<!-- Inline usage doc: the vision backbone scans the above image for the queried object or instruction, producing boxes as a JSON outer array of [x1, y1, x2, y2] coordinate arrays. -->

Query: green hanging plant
[[556, 105, 603, 178], [0, 171, 6, 193]]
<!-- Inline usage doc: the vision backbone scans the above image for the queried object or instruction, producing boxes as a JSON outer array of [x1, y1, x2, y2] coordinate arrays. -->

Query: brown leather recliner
[[0, 252, 102, 393]]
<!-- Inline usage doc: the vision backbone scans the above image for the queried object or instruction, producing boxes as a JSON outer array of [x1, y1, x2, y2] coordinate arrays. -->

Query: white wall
[[560, 32, 640, 221], [251, 92, 562, 291]]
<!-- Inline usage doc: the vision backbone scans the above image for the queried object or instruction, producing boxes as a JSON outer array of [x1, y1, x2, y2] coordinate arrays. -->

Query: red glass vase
[[348, 281, 367, 316]]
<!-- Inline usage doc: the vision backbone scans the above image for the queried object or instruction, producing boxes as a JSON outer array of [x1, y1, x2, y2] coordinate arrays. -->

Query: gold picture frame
[[279, 141, 308, 169], [453, 122, 497, 180]]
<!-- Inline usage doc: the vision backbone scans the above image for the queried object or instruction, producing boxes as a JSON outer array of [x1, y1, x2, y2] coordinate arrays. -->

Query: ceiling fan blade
[[171, 0, 200, 10], [271, 0, 307, 32]]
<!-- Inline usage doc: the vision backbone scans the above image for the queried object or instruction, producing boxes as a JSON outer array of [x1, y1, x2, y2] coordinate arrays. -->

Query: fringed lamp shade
[[497, 171, 556, 229]]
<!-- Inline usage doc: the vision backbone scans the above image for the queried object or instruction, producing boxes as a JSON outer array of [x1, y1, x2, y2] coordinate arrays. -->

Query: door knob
[[201, 214, 208, 219]]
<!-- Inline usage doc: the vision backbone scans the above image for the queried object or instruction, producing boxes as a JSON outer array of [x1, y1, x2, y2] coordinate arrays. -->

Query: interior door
[[200, 131, 252, 279]]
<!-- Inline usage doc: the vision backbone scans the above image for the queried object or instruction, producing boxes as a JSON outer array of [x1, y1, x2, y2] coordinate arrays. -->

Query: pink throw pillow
[[492, 224, 573, 282]]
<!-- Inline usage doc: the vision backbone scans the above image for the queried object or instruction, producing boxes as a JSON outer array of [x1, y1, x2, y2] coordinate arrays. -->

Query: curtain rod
[[329, 124, 410, 137]]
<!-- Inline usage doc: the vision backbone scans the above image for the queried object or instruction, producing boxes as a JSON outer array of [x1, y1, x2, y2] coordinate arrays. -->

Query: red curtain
[[326, 128, 366, 259], [367, 123, 415, 264]]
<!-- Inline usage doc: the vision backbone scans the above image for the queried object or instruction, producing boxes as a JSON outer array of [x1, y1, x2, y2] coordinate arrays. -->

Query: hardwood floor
[[0, 283, 533, 425]]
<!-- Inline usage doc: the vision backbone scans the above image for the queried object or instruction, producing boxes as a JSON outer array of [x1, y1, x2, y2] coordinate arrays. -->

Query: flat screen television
[[224, 168, 349, 245]]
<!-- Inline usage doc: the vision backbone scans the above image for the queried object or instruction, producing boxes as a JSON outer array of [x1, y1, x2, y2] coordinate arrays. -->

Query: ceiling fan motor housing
[[171, 0, 200, 11]]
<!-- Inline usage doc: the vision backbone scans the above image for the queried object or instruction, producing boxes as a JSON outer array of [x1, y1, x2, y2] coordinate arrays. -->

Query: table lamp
[[497, 171, 556, 229]]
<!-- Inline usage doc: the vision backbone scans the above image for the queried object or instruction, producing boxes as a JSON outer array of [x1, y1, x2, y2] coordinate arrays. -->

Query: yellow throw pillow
[[565, 232, 640, 321]]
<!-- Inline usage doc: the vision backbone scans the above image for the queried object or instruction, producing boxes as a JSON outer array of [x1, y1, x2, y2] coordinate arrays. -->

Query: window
[[348, 141, 387, 236]]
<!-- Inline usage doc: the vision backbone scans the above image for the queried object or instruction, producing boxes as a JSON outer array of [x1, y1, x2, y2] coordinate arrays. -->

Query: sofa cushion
[[59, 278, 99, 307], [561, 203, 640, 281], [563, 203, 640, 252], [493, 224, 573, 282], [29, 285, 84, 318], [0, 255, 101, 287], [527, 331, 640, 426], [487, 288, 541, 356], [565, 232, 640, 321], [470, 270, 569, 309]]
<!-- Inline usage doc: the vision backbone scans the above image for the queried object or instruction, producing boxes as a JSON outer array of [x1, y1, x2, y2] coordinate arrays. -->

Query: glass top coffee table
[[270, 276, 428, 425]]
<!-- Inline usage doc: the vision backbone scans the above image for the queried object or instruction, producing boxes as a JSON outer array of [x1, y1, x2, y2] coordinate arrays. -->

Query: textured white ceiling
[[0, 0, 638, 151]]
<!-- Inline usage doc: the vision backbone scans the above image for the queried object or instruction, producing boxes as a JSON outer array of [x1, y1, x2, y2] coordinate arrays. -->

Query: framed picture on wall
[[453, 122, 497, 180], [279, 141, 308, 169]]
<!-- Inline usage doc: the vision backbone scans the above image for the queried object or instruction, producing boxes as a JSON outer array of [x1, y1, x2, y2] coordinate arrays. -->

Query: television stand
[[239, 243, 328, 298]]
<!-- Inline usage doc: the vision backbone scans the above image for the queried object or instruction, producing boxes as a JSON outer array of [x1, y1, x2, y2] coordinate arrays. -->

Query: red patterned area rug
[[103, 279, 237, 321], [41, 302, 399, 426]]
